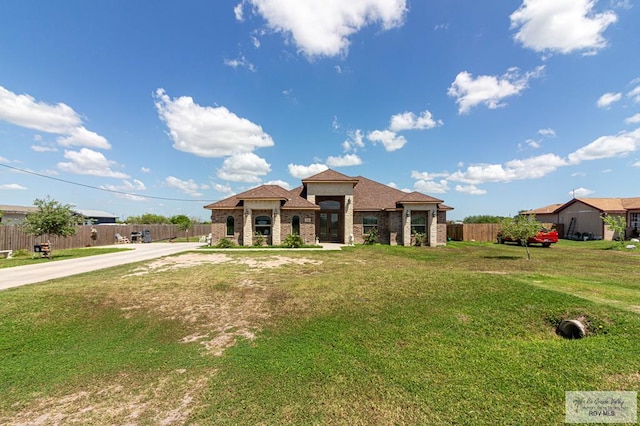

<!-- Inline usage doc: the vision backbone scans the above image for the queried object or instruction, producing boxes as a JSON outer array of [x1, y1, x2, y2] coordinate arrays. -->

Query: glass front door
[[319, 212, 340, 242]]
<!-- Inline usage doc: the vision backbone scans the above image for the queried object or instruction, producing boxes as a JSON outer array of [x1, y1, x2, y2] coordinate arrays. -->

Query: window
[[363, 216, 378, 234], [226, 216, 234, 236], [319, 200, 341, 210], [292, 215, 300, 235], [631, 213, 640, 229], [411, 215, 426, 235], [255, 215, 271, 235]]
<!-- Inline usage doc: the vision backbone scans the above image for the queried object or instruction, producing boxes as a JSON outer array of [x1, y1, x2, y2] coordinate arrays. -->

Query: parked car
[[497, 228, 559, 247]]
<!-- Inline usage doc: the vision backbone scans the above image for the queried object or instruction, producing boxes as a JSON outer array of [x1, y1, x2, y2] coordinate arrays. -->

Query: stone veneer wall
[[352, 211, 393, 244], [210, 209, 242, 246], [280, 210, 316, 245]]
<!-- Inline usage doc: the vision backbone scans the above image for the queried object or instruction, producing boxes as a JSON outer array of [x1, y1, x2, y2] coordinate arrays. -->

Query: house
[[0, 204, 118, 225], [204, 169, 452, 247], [523, 198, 640, 240]]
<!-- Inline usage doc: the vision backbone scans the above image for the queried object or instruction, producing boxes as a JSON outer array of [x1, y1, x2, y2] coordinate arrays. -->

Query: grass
[[0, 241, 638, 424], [0, 246, 131, 268]]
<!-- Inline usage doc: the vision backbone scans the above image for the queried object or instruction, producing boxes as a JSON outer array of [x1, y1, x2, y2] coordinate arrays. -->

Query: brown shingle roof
[[204, 185, 318, 210], [302, 169, 359, 184], [554, 197, 640, 214], [522, 203, 563, 215], [352, 176, 441, 211]]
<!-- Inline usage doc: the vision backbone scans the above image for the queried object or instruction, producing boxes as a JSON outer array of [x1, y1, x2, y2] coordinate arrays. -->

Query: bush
[[253, 232, 266, 247], [363, 228, 378, 245], [413, 231, 427, 246], [216, 238, 234, 248], [282, 233, 304, 248]]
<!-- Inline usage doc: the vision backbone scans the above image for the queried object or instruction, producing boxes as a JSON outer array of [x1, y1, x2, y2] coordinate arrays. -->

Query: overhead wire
[[0, 163, 218, 203]]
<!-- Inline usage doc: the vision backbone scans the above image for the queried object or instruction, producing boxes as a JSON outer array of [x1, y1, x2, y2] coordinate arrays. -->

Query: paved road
[[0, 242, 203, 291]]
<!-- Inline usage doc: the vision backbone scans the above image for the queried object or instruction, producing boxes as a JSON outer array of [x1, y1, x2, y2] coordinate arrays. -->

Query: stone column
[[272, 207, 281, 245], [243, 209, 252, 246], [429, 209, 437, 247], [403, 208, 411, 247]]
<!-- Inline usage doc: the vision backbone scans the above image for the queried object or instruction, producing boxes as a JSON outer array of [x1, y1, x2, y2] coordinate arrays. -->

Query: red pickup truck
[[497, 228, 559, 247]]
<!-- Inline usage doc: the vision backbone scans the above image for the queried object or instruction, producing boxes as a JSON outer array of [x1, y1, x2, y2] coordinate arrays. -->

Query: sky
[[1, 0, 639, 222]]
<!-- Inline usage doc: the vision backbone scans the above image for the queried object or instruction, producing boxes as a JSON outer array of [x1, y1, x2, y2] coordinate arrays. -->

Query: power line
[[0, 163, 218, 203]]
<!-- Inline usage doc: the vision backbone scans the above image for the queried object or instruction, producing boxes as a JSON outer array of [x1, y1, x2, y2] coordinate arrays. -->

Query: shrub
[[282, 233, 304, 248], [216, 238, 234, 248], [363, 228, 378, 245], [413, 231, 427, 246], [253, 232, 266, 247]]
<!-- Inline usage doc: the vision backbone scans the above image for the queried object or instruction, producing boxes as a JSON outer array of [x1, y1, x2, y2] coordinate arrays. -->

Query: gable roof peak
[[301, 168, 359, 183]]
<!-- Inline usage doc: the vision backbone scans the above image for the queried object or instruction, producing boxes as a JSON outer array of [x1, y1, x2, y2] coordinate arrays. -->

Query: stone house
[[204, 169, 452, 247]]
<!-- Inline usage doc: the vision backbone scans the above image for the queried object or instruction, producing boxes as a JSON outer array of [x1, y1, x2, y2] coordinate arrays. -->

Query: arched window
[[411, 215, 426, 235], [319, 200, 341, 210], [226, 216, 234, 236], [292, 215, 300, 235], [255, 215, 271, 235], [363, 216, 378, 234]]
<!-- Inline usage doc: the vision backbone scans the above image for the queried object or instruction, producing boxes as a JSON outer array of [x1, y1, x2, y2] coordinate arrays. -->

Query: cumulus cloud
[[217, 152, 271, 183], [455, 184, 487, 195], [389, 110, 443, 131], [342, 129, 365, 152], [326, 153, 363, 167], [633, 161, 640, 168], [571, 187, 594, 197], [625, 113, 640, 124], [223, 55, 256, 72], [568, 128, 640, 163], [31, 145, 58, 153], [510, 0, 617, 55], [367, 129, 406, 151], [0, 183, 27, 190], [154, 88, 274, 158], [450, 153, 568, 184], [448, 66, 545, 114], [234, 2, 244, 21], [538, 128, 556, 137], [414, 179, 449, 194], [0, 85, 110, 149], [264, 179, 292, 190], [288, 163, 328, 179], [57, 148, 129, 178], [628, 85, 640, 103], [597, 92, 622, 108], [165, 176, 203, 197], [100, 179, 147, 201], [243, 0, 407, 58]]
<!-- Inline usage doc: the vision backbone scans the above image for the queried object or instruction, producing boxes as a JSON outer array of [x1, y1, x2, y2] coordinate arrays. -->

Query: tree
[[22, 196, 77, 259], [125, 213, 170, 224], [171, 214, 193, 241], [498, 214, 541, 260], [463, 215, 507, 224], [601, 214, 626, 248]]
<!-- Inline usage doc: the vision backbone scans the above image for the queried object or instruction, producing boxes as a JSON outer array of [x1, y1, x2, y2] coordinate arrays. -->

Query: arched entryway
[[316, 198, 342, 242]]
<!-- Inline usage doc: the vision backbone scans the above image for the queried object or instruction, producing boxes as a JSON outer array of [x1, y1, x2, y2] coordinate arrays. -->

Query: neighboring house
[[523, 198, 640, 240], [0, 205, 118, 225], [521, 204, 563, 224], [0, 204, 39, 224], [204, 169, 452, 247]]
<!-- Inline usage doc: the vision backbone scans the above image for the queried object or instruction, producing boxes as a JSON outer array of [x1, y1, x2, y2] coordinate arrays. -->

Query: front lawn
[[0, 241, 638, 424]]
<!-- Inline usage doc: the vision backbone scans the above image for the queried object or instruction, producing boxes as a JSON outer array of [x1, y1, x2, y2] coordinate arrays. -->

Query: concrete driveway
[[1, 242, 203, 291]]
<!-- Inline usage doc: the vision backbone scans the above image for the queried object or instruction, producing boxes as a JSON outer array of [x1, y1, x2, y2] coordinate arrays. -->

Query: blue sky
[[1, 0, 639, 222]]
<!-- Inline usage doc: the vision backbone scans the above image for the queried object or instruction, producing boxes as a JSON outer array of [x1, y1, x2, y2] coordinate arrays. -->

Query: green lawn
[[0, 241, 638, 424], [0, 246, 130, 268]]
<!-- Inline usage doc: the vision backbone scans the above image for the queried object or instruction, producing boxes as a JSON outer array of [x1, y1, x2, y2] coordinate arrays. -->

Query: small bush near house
[[253, 232, 266, 247], [216, 238, 234, 248], [363, 228, 378, 245], [282, 234, 304, 248], [413, 231, 427, 246]]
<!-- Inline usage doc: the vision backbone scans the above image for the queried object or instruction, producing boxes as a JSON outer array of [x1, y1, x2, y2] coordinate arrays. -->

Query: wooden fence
[[447, 222, 563, 242], [0, 224, 212, 251]]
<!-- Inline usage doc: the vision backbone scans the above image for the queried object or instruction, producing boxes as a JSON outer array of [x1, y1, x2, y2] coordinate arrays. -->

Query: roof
[[522, 203, 563, 215], [75, 209, 118, 218], [301, 169, 359, 184], [204, 185, 319, 210], [0, 204, 39, 214], [352, 176, 442, 211]]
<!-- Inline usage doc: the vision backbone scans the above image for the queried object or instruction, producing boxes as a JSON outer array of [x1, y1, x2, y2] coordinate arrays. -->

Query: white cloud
[[633, 161, 640, 168], [568, 128, 640, 163], [288, 163, 328, 179], [625, 113, 640, 124], [100, 179, 147, 201], [389, 110, 443, 131], [455, 184, 487, 195], [56, 126, 111, 149], [57, 148, 129, 178], [627, 85, 640, 103], [571, 187, 594, 197], [414, 179, 449, 194], [342, 129, 365, 152], [31, 145, 58, 153], [141, 167, 151, 173], [264, 179, 292, 189], [411, 170, 450, 180], [0, 85, 110, 149], [211, 182, 234, 194], [217, 152, 271, 183], [538, 128, 556, 137], [154, 88, 274, 158], [234, 2, 244, 21], [326, 153, 363, 167], [522, 139, 541, 149], [245, 0, 407, 58], [596, 92, 622, 108], [165, 176, 203, 197], [0, 183, 27, 190], [447, 66, 545, 114], [223, 55, 256, 72], [367, 129, 406, 151], [510, 0, 617, 55]]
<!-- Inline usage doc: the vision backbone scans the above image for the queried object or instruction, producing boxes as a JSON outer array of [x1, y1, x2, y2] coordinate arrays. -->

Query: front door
[[317, 199, 342, 242]]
